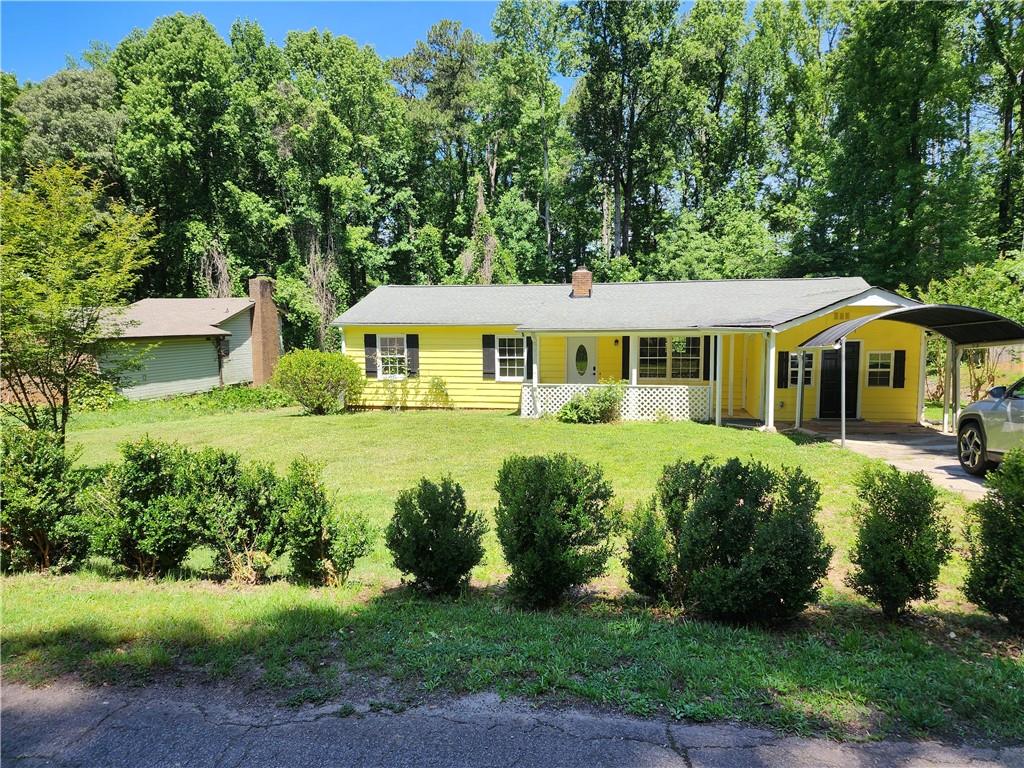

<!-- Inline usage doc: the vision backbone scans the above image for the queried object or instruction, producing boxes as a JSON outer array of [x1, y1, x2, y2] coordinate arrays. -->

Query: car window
[[1008, 379, 1024, 400]]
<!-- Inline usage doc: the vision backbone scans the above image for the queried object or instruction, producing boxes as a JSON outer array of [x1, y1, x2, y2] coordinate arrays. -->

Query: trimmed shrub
[[186, 448, 286, 583], [557, 381, 624, 424], [495, 454, 619, 607], [626, 457, 832, 624], [272, 350, 364, 415], [846, 464, 952, 620], [0, 427, 91, 573], [83, 437, 199, 577], [386, 475, 487, 595], [280, 458, 373, 585], [622, 457, 718, 603], [623, 498, 673, 601], [964, 448, 1024, 629]]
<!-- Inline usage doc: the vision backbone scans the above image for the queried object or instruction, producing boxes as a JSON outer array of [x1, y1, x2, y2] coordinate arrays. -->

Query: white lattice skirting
[[521, 384, 711, 422]]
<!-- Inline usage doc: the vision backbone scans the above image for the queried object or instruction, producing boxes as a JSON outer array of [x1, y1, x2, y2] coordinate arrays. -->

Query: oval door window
[[575, 344, 588, 376]]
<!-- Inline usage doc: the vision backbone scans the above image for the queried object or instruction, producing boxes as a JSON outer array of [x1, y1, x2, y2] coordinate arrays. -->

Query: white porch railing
[[521, 383, 712, 422]]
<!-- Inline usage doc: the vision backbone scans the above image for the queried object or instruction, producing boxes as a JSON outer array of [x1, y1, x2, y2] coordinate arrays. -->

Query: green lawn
[[5, 405, 1021, 742]]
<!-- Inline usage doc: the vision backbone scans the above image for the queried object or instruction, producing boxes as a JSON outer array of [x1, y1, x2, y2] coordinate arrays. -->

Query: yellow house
[[332, 269, 927, 427]]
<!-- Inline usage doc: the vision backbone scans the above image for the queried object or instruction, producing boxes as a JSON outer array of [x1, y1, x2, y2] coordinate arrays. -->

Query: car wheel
[[958, 422, 993, 476]]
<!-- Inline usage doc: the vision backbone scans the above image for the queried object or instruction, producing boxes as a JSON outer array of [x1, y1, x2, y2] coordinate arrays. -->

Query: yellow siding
[[344, 304, 924, 422], [770, 307, 924, 423], [343, 325, 523, 410], [597, 336, 622, 381], [539, 336, 566, 383]]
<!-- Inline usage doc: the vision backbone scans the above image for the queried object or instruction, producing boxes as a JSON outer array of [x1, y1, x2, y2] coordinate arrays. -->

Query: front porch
[[518, 331, 767, 424], [521, 382, 733, 421]]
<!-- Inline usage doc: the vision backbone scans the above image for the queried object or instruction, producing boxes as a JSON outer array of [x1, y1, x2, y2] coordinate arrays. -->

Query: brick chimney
[[571, 266, 593, 298], [248, 276, 280, 386]]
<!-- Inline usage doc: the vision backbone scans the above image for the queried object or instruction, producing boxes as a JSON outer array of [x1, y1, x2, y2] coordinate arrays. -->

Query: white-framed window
[[378, 334, 407, 379], [789, 351, 813, 386], [639, 337, 668, 379], [671, 336, 702, 379], [496, 335, 526, 381], [867, 351, 893, 387]]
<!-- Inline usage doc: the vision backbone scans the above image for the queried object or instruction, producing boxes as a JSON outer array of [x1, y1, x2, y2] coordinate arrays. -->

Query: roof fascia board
[[519, 326, 770, 335], [212, 302, 256, 326], [771, 287, 918, 333]]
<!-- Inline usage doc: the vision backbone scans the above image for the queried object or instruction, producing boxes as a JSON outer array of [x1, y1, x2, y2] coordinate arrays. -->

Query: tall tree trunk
[[612, 169, 623, 257]]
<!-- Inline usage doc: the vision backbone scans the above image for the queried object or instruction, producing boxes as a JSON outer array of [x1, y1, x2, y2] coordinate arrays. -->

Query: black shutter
[[777, 351, 789, 389], [620, 336, 630, 380], [702, 336, 712, 381], [525, 337, 533, 379], [364, 333, 377, 378], [893, 350, 906, 388], [482, 334, 495, 380], [406, 334, 419, 377]]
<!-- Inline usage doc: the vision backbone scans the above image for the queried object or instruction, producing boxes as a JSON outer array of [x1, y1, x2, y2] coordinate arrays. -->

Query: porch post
[[942, 339, 953, 433], [765, 332, 777, 430], [917, 332, 927, 425], [795, 349, 805, 429], [628, 334, 639, 386], [727, 334, 734, 417], [715, 333, 723, 426], [531, 334, 540, 387], [840, 337, 847, 449]]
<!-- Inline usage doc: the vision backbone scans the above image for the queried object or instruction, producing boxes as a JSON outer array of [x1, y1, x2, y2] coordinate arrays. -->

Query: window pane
[[379, 335, 406, 377], [789, 352, 813, 386], [497, 336, 525, 379], [671, 336, 700, 379], [639, 337, 667, 379], [867, 352, 891, 386]]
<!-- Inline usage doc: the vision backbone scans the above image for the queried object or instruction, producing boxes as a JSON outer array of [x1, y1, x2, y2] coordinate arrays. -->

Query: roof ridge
[[373, 276, 865, 289]]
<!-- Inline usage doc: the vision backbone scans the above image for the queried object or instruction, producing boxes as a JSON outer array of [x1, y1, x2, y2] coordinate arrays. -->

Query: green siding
[[219, 309, 254, 385], [115, 338, 221, 400]]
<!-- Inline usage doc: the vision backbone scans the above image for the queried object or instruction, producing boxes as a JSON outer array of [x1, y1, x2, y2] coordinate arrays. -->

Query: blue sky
[[1, 1, 502, 83]]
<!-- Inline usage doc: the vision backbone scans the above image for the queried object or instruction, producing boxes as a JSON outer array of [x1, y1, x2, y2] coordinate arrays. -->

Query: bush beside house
[[272, 350, 364, 415]]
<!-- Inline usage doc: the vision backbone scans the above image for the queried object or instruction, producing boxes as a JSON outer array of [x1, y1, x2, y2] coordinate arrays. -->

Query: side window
[[1008, 379, 1024, 400], [378, 335, 407, 379], [867, 351, 893, 387], [496, 336, 526, 381], [788, 352, 813, 386]]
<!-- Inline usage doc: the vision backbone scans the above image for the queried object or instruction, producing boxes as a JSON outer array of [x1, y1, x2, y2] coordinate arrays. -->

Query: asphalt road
[[3, 681, 1021, 768]]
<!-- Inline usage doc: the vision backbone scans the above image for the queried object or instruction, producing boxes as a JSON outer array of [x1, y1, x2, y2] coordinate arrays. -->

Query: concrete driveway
[[4, 681, 1022, 768], [830, 428, 986, 499]]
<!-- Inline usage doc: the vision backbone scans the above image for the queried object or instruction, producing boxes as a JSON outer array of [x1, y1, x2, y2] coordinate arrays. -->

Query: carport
[[797, 304, 1024, 448]]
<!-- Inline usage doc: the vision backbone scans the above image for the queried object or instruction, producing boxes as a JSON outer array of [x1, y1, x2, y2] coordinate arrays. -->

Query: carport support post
[[943, 339, 954, 434], [715, 333, 723, 426], [840, 338, 847, 449], [765, 332, 777, 430], [952, 344, 962, 427], [795, 350, 805, 429]]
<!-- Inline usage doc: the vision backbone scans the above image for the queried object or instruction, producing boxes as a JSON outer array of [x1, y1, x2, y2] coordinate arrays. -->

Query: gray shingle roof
[[109, 298, 253, 338], [331, 277, 877, 331]]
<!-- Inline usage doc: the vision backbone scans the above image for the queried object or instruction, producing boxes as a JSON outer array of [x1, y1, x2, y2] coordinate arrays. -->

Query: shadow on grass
[[3, 581, 1022, 743]]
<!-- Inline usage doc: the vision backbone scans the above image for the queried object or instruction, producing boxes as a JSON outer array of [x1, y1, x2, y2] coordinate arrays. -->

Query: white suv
[[957, 377, 1024, 475]]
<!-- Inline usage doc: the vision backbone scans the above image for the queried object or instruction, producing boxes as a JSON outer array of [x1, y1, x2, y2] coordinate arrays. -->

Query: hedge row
[[3, 424, 1021, 630], [1, 429, 371, 585]]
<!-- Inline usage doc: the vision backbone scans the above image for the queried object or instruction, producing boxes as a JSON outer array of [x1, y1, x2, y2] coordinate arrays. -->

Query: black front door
[[819, 341, 859, 419]]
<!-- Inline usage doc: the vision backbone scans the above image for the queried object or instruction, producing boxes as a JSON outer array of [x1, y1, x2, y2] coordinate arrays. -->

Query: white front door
[[566, 337, 597, 384]]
